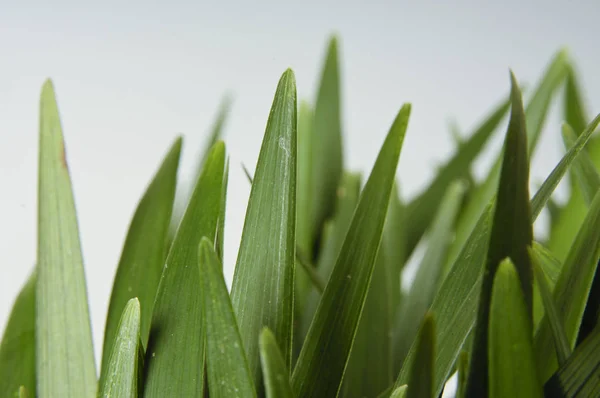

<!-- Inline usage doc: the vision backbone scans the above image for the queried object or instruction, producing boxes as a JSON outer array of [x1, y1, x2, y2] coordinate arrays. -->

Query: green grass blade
[[564, 64, 589, 137], [390, 385, 407, 398], [406, 313, 435, 398], [217, 158, 229, 261], [143, 142, 225, 397], [230, 69, 297, 386], [534, 188, 600, 383], [101, 138, 182, 381], [456, 351, 469, 398], [466, 73, 533, 398], [532, 242, 562, 327], [404, 96, 510, 256], [36, 80, 96, 397], [198, 238, 256, 398], [488, 259, 542, 398], [393, 181, 465, 367], [562, 124, 600, 204], [530, 248, 571, 365], [259, 328, 294, 398], [98, 298, 142, 398], [545, 325, 600, 397], [296, 99, 314, 261], [292, 104, 411, 397], [0, 272, 35, 397], [18, 386, 29, 398]]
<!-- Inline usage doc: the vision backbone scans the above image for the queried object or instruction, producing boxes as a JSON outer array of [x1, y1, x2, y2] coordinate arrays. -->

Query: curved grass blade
[[406, 313, 435, 398], [101, 138, 182, 382], [143, 142, 225, 397], [292, 104, 411, 397], [36, 80, 96, 398], [488, 259, 542, 398], [466, 72, 533, 398], [530, 247, 570, 365], [534, 188, 600, 383], [404, 96, 510, 256], [390, 385, 407, 398], [0, 272, 35, 397], [562, 124, 600, 204], [99, 298, 142, 398], [545, 324, 600, 397], [259, 328, 294, 398], [393, 181, 465, 368], [230, 69, 297, 386], [198, 238, 256, 398]]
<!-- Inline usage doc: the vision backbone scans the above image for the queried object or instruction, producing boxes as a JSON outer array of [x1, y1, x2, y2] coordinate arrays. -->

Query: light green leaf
[[564, 64, 588, 138], [404, 96, 510, 256], [98, 298, 142, 398], [101, 137, 182, 383], [390, 385, 407, 398], [143, 141, 225, 397], [456, 351, 469, 398], [292, 104, 411, 397], [296, 99, 314, 261], [230, 69, 297, 387], [0, 272, 35, 397], [562, 124, 600, 205], [406, 314, 435, 398], [534, 188, 600, 383], [466, 73, 533, 398], [217, 158, 230, 261], [18, 386, 29, 398], [532, 241, 562, 327], [393, 181, 465, 369], [36, 79, 96, 398], [198, 238, 256, 398], [259, 328, 294, 398], [488, 259, 542, 398]]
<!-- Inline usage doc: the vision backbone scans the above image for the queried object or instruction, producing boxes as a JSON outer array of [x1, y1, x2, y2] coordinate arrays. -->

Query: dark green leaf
[[259, 328, 294, 398], [466, 72, 533, 398], [230, 69, 297, 387], [36, 80, 96, 397], [292, 104, 410, 397], [98, 298, 142, 398], [143, 142, 225, 397], [488, 259, 542, 398], [406, 313, 435, 398], [198, 238, 256, 398], [101, 138, 182, 383], [0, 272, 35, 397]]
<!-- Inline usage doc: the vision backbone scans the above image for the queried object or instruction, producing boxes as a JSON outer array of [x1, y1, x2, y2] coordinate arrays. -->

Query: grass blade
[[534, 188, 600, 382], [488, 259, 542, 398], [0, 272, 35, 397], [466, 72, 533, 398], [259, 328, 294, 398], [456, 351, 469, 398], [144, 142, 225, 397], [406, 314, 435, 398], [292, 104, 411, 397], [230, 69, 297, 386], [98, 298, 142, 398], [532, 242, 562, 327], [199, 238, 256, 398], [296, 99, 314, 261], [390, 385, 407, 398], [101, 138, 182, 382], [217, 158, 229, 261], [562, 124, 600, 204], [564, 64, 589, 138], [36, 80, 96, 397]]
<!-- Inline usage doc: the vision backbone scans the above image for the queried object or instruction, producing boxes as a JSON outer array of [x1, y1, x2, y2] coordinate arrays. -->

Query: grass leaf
[[198, 238, 256, 398], [532, 242, 562, 327], [143, 142, 225, 397], [456, 351, 469, 398], [561, 124, 600, 204], [230, 69, 297, 386], [488, 259, 542, 398], [390, 385, 407, 398], [101, 138, 182, 382], [36, 80, 96, 397], [292, 104, 410, 397], [406, 313, 435, 398], [0, 272, 35, 397], [98, 298, 142, 398], [259, 328, 294, 398]]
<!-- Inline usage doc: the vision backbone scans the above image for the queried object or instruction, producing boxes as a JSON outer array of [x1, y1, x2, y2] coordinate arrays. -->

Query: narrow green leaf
[[562, 124, 600, 204], [296, 99, 314, 261], [144, 142, 225, 397], [466, 72, 533, 398], [292, 104, 410, 397], [406, 314, 435, 398], [390, 385, 407, 398], [18, 386, 29, 398], [545, 324, 600, 397], [101, 138, 182, 382], [217, 158, 230, 261], [488, 259, 542, 398], [230, 69, 297, 386], [98, 298, 142, 398], [405, 96, 510, 256], [456, 351, 469, 398], [534, 188, 600, 382], [198, 238, 256, 398], [530, 248, 571, 365], [259, 328, 294, 398], [36, 79, 96, 397], [0, 272, 35, 397], [564, 64, 588, 138], [532, 241, 562, 327], [393, 180, 465, 368]]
